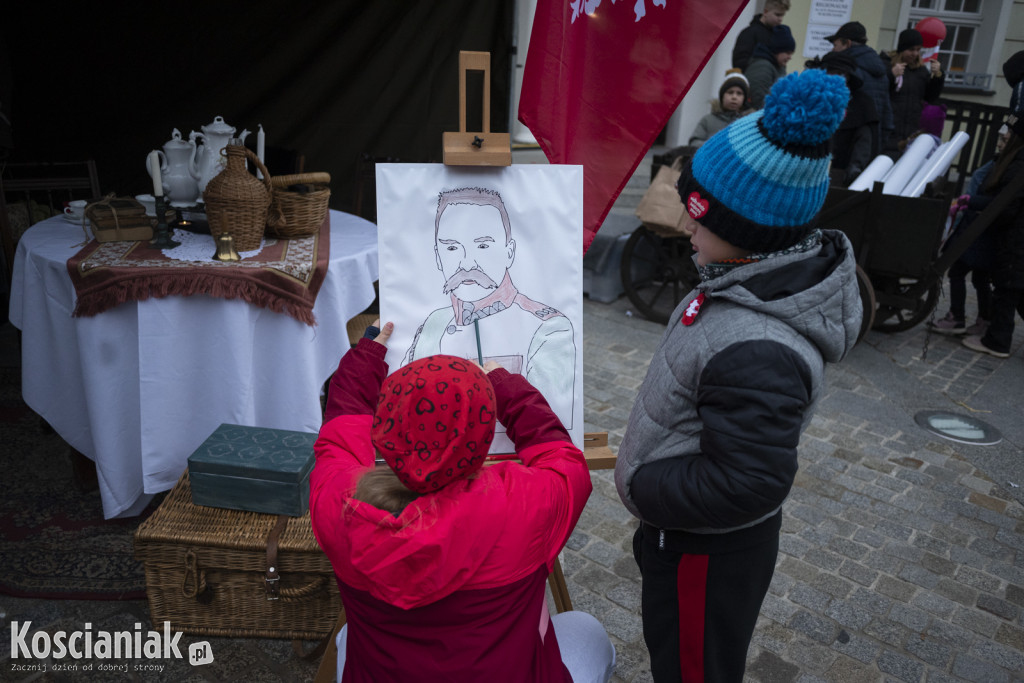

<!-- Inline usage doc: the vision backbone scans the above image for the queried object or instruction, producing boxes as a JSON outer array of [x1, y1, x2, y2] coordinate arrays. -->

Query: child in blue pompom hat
[[615, 69, 864, 682]]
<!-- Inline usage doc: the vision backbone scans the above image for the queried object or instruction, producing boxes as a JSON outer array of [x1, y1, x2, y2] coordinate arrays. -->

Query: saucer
[[63, 213, 88, 224]]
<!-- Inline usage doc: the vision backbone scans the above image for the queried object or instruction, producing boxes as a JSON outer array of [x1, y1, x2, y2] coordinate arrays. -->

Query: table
[[9, 210, 379, 519]]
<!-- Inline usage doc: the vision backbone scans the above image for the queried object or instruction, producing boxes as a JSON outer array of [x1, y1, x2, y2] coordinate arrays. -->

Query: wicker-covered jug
[[203, 145, 278, 251]]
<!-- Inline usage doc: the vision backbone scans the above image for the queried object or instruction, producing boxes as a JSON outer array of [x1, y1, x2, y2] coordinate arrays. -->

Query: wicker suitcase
[[133, 471, 340, 640]]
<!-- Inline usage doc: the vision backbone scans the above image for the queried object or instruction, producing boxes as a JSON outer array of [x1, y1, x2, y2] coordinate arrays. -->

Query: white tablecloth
[[9, 210, 378, 518]]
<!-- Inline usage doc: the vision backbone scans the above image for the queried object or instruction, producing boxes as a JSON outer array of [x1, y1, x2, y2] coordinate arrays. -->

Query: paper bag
[[635, 156, 691, 236]]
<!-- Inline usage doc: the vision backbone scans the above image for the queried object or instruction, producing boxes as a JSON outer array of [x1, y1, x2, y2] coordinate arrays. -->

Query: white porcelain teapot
[[144, 129, 202, 207], [190, 116, 251, 198]]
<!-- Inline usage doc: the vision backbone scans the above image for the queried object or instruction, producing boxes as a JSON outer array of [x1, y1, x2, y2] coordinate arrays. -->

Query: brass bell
[[213, 234, 241, 261]]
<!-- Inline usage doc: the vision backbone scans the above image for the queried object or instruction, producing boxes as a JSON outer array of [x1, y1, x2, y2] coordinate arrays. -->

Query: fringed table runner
[[67, 214, 330, 326]]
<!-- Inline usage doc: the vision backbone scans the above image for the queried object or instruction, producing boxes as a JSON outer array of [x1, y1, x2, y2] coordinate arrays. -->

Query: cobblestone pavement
[[3, 149, 1024, 682], [573, 292, 1024, 683]]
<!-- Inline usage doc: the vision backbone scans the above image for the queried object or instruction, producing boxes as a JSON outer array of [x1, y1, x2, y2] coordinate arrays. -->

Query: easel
[[442, 51, 511, 166], [313, 51, 615, 683]]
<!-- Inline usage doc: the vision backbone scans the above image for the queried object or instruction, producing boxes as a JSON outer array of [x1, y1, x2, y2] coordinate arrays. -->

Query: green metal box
[[187, 424, 317, 517]]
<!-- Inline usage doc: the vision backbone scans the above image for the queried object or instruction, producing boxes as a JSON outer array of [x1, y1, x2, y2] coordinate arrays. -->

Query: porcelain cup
[[64, 199, 88, 221], [135, 194, 157, 217]]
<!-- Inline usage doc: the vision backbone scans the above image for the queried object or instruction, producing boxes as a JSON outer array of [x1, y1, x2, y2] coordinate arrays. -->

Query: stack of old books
[[85, 196, 165, 243]]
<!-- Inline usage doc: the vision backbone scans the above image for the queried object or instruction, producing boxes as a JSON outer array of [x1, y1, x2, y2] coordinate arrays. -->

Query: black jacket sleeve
[[630, 340, 812, 530], [732, 26, 757, 71], [924, 69, 945, 103]]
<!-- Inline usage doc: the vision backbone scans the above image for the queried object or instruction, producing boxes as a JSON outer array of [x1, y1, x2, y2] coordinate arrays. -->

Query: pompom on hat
[[677, 69, 850, 253], [372, 355, 496, 494]]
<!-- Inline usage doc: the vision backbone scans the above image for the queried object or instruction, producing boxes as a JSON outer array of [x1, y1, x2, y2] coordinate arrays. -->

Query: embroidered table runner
[[67, 215, 330, 326]]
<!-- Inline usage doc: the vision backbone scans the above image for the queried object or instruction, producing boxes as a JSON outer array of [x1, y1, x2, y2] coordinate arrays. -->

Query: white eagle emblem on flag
[[570, 0, 667, 23]]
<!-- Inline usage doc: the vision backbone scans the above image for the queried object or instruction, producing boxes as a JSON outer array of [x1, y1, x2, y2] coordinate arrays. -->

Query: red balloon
[[915, 17, 947, 48]]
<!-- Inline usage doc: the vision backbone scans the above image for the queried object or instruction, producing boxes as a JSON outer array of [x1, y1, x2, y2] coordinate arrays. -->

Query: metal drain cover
[[914, 411, 1003, 446]]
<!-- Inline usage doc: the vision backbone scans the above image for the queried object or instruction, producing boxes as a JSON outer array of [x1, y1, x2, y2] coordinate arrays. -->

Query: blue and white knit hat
[[677, 69, 849, 253]]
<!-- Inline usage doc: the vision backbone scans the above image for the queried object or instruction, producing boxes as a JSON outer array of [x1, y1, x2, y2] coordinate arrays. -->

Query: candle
[[256, 125, 266, 179], [149, 150, 163, 197]]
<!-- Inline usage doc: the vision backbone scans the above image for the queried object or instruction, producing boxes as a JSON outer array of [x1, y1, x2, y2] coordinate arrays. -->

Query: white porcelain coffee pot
[[152, 129, 202, 207], [190, 116, 251, 198]]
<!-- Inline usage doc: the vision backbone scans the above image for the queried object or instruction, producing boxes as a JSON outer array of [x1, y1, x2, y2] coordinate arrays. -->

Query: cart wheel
[[620, 225, 700, 324], [872, 278, 940, 333], [855, 265, 876, 342]]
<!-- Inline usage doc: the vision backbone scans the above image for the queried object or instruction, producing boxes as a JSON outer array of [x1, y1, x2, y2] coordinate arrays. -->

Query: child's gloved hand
[[949, 194, 970, 218]]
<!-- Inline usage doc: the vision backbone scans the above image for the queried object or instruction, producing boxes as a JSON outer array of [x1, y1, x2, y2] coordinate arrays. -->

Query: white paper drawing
[[376, 164, 584, 453]]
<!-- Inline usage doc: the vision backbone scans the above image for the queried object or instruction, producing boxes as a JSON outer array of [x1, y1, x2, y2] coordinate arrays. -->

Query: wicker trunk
[[133, 472, 340, 640]]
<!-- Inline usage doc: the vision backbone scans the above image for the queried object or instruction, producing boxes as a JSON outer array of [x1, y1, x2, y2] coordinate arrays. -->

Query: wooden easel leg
[[548, 556, 573, 613], [313, 607, 347, 683]]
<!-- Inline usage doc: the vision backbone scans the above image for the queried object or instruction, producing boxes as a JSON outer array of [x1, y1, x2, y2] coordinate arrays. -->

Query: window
[[904, 0, 1009, 92]]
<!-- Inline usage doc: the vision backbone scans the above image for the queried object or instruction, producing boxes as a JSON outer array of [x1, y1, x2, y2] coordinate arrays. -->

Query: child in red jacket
[[310, 321, 614, 683]]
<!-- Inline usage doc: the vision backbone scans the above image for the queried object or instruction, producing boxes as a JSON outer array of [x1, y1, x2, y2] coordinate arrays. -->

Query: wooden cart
[[620, 149, 1024, 341]]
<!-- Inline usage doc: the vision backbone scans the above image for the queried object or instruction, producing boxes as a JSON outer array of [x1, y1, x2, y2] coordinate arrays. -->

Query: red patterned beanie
[[372, 355, 496, 494]]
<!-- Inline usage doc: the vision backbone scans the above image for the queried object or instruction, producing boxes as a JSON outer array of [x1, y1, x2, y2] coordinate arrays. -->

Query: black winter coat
[[732, 17, 774, 71], [880, 52, 945, 146], [983, 146, 1024, 289], [844, 44, 894, 135]]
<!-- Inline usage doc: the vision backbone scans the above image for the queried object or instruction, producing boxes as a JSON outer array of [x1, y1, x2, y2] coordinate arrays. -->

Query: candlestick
[[150, 194, 180, 249], [149, 151, 163, 197], [256, 125, 266, 179]]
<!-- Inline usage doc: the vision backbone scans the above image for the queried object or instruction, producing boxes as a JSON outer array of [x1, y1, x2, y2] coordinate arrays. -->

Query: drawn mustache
[[442, 267, 498, 294]]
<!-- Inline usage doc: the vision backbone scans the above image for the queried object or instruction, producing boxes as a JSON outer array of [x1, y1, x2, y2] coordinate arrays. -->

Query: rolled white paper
[[882, 135, 938, 195], [847, 155, 896, 192], [901, 131, 970, 198], [256, 124, 265, 180], [149, 150, 163, 197]]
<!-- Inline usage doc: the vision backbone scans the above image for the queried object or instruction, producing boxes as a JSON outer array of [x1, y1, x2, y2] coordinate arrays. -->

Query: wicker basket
[[133, 471, 340, 640], [203, 145, 273, 251], [266, 172, 331, 239]]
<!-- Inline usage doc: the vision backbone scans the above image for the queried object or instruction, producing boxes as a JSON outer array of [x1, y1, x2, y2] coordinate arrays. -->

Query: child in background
[[744, 25, 796, 109], [688, 72, 753, 148], [616, 70, 862, 682], [732, 0, 791, 71], [961, 112, 1024, 358], [898, 103, 947, 156], [930, 124, 1009, 337], [310, 321, 615, 683]]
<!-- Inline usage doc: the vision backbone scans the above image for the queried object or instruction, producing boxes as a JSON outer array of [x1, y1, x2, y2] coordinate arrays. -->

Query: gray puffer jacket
[[615, 230, 862, 532]]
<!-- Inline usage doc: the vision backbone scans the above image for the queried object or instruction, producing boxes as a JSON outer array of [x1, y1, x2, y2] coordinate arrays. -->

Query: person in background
[[828, 21, 894, 153], [311, 321, 615, 682], [893, 102, 947, 157], [930, 125, 1010, 337], [810, 51, 880, 187], [731, 0, 790, 71], [688, 71, 753, 148], [962, 110, 1024, 358], [744, 25, 796, 110], [881, 28, 945, 157], [1004, 50, 1024, 113], [616, 70, 862, 683]]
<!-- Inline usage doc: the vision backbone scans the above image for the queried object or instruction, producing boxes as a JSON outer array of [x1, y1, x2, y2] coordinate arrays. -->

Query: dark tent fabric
[[1, 2, 514, 217]]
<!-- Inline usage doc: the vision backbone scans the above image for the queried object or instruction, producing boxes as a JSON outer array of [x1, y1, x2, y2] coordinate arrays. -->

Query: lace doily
[[160, 229, 273, 262]]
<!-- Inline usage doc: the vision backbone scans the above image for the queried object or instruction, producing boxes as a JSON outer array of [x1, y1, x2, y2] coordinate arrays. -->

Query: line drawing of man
[[404, 186, 576, 430]]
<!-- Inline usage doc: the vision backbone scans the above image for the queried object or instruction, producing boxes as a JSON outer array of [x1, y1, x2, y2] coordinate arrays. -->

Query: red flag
[[519, 0, 747, 253]]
